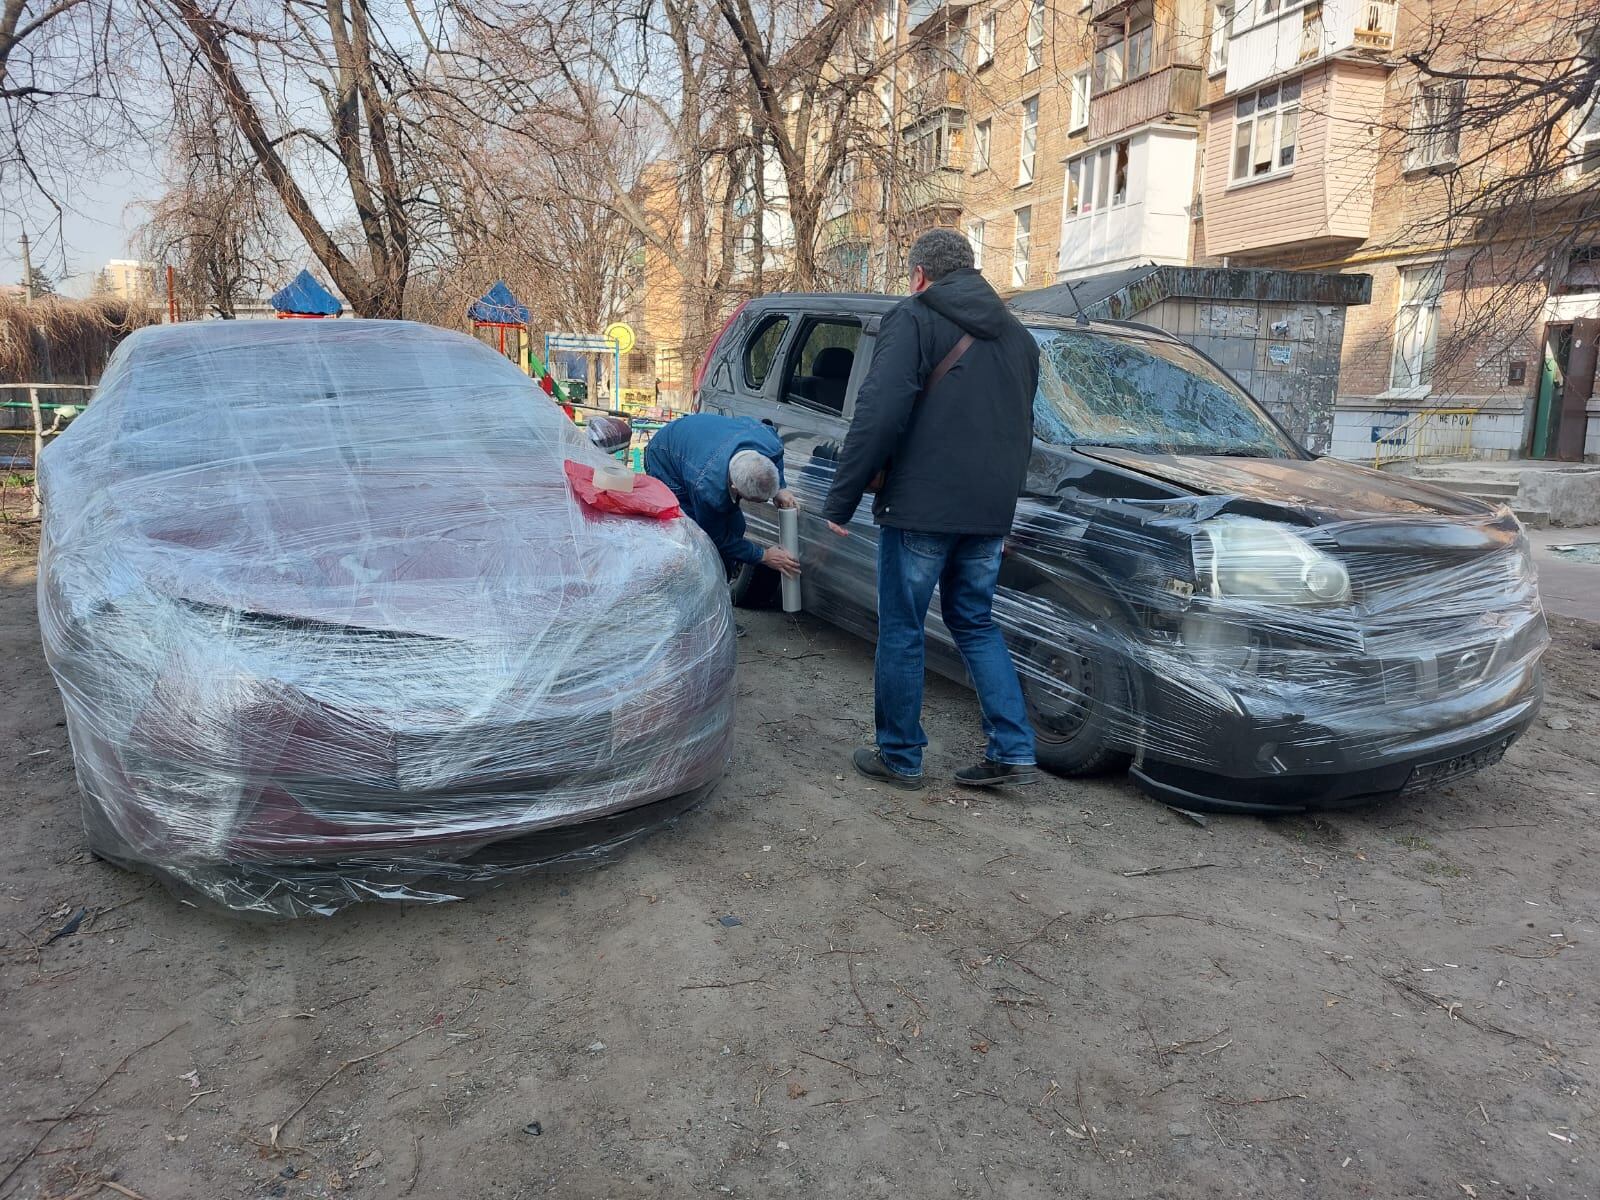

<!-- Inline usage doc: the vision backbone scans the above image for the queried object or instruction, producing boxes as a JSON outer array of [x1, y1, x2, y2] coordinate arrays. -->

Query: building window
[[1261, 0, 1280, 14], [1066, 139, 1132, 216], [879, 0, 898, 42], [974, 118, 992, 171], [904, 111, 966, 175], [1026, 0, 1045, 72], [1094, 4, 1154, 92], [1297, 2, 1325, 63], [1406, 80, 1465, 172], [976, 12, 996, 66], [1069, 69, 1090, 133], [1018, 95, 1039, 185], [1012, 207, 1032, 288], [1209, 2, 1231, 74], [1231, 77, 1301, 180], [968, 218, 986, 270], [1391, 264, 1444, 391], [1578, 30, 1600, 173]]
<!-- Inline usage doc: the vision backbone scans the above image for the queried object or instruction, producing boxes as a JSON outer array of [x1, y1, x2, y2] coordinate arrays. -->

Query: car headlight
[[1194, 517, 1351, 606]]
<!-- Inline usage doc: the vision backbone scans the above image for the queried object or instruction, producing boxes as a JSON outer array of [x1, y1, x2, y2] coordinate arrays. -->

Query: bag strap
[[920, 333, 974, 400]]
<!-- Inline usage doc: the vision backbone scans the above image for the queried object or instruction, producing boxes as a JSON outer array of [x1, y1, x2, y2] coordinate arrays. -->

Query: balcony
[[1087, 63, 1204, 143], [905, 66, 967, 123], [899, 170, 964, 219], [1090, 0, 1138, 21], [1224, 0, 1396, 94], [1351, 0, 1397, 51]]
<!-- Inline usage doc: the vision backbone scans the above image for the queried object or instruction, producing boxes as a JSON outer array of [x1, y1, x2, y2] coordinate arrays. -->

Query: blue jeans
[[874, 528, 1036, 777]]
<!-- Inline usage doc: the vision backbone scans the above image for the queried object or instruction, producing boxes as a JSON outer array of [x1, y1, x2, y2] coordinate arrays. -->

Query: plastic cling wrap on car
[[37, 320, 736, 917], [730, 316, 1547, 812]]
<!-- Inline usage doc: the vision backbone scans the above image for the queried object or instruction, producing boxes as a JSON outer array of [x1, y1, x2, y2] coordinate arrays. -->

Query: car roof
[[744, 290, 1182, 343]]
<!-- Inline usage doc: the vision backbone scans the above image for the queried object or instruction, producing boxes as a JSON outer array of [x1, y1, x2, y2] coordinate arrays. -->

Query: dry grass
[[0, 296, 156, 384]]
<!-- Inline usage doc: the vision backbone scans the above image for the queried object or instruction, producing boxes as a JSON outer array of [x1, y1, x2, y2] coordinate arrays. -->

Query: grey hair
[[729, 450, 780, 502], [909, 228, 975, 282]]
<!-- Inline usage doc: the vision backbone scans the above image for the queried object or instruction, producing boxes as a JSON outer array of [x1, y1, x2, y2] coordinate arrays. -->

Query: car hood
[[1072, 448, 1495, 520], [77, 465, 709, 641]]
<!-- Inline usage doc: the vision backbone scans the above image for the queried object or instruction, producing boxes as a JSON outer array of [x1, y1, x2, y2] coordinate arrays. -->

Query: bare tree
[[135, 85, 289, 318], [713, 0, 901, 289], [150, 0, 494, 318], [1, 0, 141, 256], [1379, 0, 1600, 367]]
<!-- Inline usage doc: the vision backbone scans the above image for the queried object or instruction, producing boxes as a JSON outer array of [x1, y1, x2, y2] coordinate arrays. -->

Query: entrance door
[[1532, 325, 1571, 459]]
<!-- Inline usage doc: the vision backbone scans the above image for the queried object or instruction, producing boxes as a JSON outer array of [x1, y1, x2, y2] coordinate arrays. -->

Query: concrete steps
[[1386, 460, 1587, 528]]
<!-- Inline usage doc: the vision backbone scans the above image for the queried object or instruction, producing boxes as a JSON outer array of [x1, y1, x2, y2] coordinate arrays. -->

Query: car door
[[767, 313, 880, 622]]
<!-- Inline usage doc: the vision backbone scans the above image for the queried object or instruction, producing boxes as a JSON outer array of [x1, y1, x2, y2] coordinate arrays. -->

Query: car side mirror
[[586, 415, 633, 455]]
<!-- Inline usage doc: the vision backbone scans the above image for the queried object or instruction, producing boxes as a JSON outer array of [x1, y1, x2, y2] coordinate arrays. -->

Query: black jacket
[[822, 268, 1039, 536]]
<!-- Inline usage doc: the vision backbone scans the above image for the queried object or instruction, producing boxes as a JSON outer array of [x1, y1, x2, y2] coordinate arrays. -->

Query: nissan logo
[[1455, 649, 1487, 682]]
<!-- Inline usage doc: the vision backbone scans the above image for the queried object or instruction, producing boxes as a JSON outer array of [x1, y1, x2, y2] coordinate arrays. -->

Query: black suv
[[694, 293, 1547, 812]]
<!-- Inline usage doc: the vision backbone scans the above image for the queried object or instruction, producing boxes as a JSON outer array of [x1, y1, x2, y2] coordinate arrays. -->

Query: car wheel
[[729, 560, 781, 610], [1019, 629, 1134, 778]]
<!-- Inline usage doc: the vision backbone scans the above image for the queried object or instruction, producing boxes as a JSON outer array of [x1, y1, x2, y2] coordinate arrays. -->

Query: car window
[[744, 315, 789, 389], [1030, 328, 1299, 457], [780, 319, 861, 417]]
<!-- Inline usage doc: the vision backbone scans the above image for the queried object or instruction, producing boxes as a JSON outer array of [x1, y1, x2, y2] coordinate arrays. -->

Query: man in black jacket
[[822, 228, 1041, 790]]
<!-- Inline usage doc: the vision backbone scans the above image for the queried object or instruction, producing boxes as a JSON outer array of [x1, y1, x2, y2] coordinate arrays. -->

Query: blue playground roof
[[468, 280, 530, 325], [270, 269, 343, 316]]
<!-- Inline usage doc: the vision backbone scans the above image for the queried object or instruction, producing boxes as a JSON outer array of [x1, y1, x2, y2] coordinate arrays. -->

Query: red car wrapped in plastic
[[37, 320, 736, 916]]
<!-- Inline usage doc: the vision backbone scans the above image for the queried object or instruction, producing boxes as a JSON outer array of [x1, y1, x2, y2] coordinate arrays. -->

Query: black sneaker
[[852, 747, 924, 791], [954, 760, 1040, 788]]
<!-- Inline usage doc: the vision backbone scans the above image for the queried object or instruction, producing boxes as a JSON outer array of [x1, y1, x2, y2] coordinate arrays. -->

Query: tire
[[729, 560, 782, 610], [1018, 623, 1135, 778]]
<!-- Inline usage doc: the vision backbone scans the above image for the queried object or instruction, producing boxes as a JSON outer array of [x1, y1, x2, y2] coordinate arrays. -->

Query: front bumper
[[1129, 658, 1543, 814]]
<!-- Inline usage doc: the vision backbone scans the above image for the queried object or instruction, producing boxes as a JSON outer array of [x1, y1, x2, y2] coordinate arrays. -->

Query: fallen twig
[[796, 1049, 879, 1079], [1381, 975, 1554, 1051], [846, 955, 908, 1063], [1003, 911, 1071, 955], [0, 1024, 185, 1194], [1210, 1092, 1307, 1107], [679, 978, 770, 991], [270, 1025, 433, 1147], [403, 1133, 423, 1195], [1120, 863, 1218, 878], [809, 1093, 882, 1107], [1318, 1052, 1353, 1081]]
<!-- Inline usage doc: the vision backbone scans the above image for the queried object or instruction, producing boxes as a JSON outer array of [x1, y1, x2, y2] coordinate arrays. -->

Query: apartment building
[[635, 0, 1599, 458], [1198, 0, 1599, 462], [93, 260, 158, 306]]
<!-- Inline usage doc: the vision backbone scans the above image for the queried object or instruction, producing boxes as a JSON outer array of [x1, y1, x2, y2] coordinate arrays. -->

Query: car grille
[[1339, 545, 1528, 621]]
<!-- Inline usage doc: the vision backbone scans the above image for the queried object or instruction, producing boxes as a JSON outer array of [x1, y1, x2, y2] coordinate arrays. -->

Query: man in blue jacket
[[822, 228, 1040, 791], [644, 412, 801, 579]]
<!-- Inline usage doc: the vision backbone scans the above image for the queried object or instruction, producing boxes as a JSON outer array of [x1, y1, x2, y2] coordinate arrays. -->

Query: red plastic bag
[[563, 460, 682, 520]]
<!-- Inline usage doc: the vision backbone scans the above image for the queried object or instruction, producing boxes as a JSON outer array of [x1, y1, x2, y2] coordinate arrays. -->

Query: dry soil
[[2, 523, 1597, 1200]]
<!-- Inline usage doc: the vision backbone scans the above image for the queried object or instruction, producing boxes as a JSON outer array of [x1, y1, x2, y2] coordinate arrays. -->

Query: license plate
[[1401, 735, 1514, 795]]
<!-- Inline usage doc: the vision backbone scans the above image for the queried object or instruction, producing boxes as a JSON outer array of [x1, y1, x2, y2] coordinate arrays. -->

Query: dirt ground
[[2, 520, 1598, 1200]]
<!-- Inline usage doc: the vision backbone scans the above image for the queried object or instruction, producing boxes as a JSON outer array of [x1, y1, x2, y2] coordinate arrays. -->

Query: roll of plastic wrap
[[778, 506, 801, 612]]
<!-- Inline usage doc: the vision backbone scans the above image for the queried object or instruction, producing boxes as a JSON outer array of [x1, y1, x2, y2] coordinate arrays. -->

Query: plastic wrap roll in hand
[[779, 506, 801, 612]]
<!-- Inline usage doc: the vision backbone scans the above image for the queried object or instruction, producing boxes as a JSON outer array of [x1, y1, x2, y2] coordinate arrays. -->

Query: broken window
[[1391, 263, 1445, 391], [1406, 80, 1465, 172], [1231, 77, 1301, 180], [1012, 207, 1032, 288]]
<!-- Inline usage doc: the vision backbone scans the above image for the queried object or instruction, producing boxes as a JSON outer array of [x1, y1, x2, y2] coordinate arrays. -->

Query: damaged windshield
[[1029, 327, 1299, 458]]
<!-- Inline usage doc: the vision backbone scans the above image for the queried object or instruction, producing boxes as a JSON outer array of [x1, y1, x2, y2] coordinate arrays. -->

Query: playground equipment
[[468, 281, 529, 364], [270, 270, 342, 318]]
